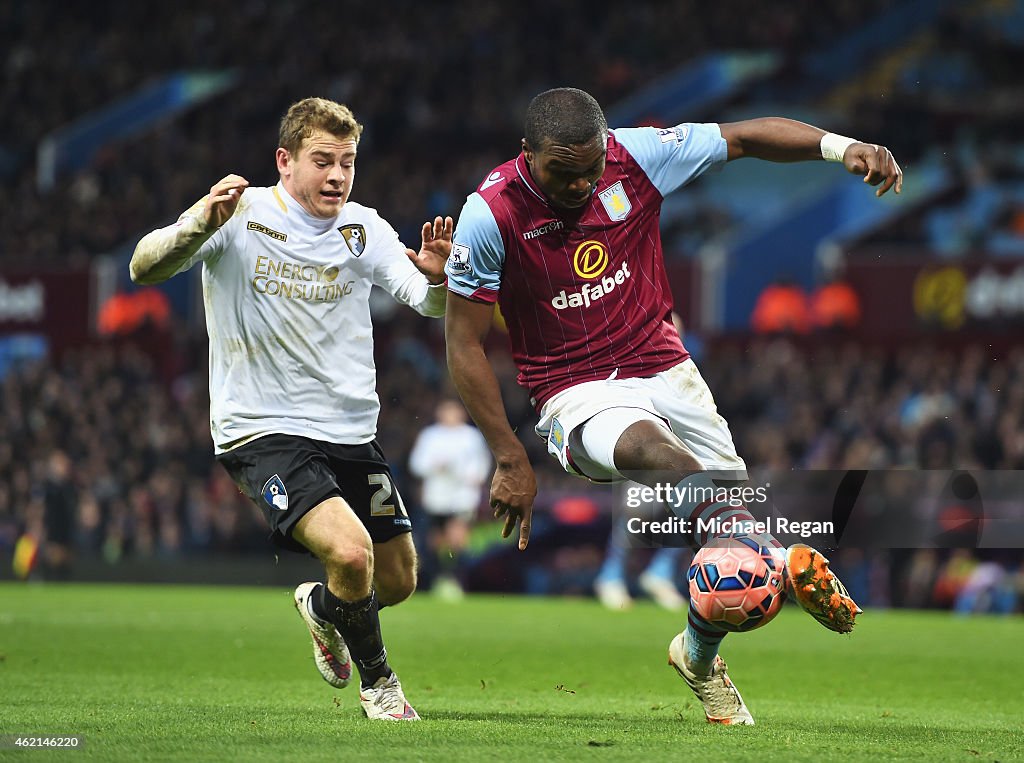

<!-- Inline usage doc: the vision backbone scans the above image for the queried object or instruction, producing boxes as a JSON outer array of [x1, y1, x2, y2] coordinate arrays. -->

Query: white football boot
[[359, 673, 420, 720], [293, 582, 352, 689], [668, 632, 754, 725], [594, 578, 633, 610], [638, 571, 686, 611]]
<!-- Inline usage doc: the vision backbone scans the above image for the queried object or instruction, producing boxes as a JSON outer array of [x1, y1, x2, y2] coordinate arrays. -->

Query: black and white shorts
[[217, 434, 412, 554]]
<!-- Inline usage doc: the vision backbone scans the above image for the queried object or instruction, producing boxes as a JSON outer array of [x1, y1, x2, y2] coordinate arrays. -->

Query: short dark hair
[[524, 88, 608, 149]]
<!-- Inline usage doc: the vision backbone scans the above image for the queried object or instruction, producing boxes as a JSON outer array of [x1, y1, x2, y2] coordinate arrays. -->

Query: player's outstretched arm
[[445, 293, 536, 551], [129, 174, 249, 284], [719, 118, 903, 197]]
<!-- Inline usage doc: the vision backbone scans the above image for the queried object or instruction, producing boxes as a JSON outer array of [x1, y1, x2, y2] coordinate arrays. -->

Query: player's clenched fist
[[843, 144, 902, 197], [204, 175, 249, 229]]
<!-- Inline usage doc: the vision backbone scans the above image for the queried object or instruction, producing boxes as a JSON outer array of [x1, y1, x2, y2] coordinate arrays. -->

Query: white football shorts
[[535, 359, 747, 483]]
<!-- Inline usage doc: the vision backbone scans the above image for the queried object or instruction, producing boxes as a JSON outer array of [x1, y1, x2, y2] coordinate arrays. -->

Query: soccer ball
[[687, 534, 786, 632]]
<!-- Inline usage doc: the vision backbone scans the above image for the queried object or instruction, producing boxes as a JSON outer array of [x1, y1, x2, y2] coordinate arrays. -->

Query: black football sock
[[314, 582, 388, 618], [309, 583, 332, 623], [320, 584, 392, 688]]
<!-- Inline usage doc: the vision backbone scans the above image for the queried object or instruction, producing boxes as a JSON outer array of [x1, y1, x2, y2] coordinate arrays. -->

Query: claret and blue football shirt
[[447, 122, 727, 409]]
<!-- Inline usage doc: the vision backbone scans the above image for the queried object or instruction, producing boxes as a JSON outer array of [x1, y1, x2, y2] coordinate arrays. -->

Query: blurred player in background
[[408, 399, 491, 600], [445, 87, 902, 725], [593, 514, 688, 612], [130, 97, 453, 721]]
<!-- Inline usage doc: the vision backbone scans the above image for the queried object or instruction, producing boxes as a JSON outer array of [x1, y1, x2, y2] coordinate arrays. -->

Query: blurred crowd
[[849, 1, 1024, 159], [2, 1, 1022, 612], [707, 338, 1024, 471], [0, 341, 268, 572], [2, 0, 896, 263], [854, 2, 1024, 256], [2, 312, 1021, 611], [3, 1, 1021, 266]]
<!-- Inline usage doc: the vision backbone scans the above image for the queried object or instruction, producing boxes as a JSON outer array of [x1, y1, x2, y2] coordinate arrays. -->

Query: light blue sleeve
[[613, 123, 728, 197], [446, 192, 505, 303]]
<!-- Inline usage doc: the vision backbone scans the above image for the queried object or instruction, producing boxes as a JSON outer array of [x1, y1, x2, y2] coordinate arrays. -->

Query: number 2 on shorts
[[368, 473, 408, 517]]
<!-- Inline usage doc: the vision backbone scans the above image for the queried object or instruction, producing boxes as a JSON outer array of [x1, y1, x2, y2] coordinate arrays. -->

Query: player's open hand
[[843, 143, 903, 197], [204, 175, 249, 229], [490, 452, 537, 551], [406, 216, 454, 285]]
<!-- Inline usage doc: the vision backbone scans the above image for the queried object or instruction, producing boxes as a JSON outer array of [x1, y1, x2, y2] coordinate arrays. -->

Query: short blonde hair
[[278, 97, 363, 155]]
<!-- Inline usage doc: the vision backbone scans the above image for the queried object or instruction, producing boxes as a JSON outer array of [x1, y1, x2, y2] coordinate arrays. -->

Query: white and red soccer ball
[[687, 534, 787, 631]]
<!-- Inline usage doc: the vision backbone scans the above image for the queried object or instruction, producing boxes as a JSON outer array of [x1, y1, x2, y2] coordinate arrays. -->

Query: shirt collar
[[276, 181, 339, 235]]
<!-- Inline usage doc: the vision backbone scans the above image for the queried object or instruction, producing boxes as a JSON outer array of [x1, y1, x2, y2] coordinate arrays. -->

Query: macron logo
[[523, 220, 564, 240], [551, 262, 632, 310], [480, 172, 503, 191]]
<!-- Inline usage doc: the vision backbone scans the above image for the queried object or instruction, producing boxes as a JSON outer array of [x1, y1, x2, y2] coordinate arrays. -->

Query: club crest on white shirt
[[338, 224, 367, 257], [262, 474, 289, 511], [599, 181, 631, 222]]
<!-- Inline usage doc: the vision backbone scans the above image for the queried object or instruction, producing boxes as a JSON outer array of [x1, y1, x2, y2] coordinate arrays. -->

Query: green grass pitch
[[1, 583, 1022, 762]]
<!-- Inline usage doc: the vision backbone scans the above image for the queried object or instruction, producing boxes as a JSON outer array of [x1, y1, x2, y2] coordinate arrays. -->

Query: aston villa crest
[[598, 181, 631, 222], [338, 224, 367, 257]]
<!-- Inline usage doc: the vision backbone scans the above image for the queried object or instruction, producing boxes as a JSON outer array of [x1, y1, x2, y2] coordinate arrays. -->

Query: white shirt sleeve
[[371, 216, 447, 317], [132, 197, 231, 279]]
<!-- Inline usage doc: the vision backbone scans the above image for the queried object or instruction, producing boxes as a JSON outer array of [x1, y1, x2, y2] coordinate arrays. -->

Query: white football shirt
[[408, 423, 491, 515], [173, 183, 446, 453]]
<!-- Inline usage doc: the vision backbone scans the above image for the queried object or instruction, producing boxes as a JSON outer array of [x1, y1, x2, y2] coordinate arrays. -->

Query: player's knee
[[322, 540, 373, 582]]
